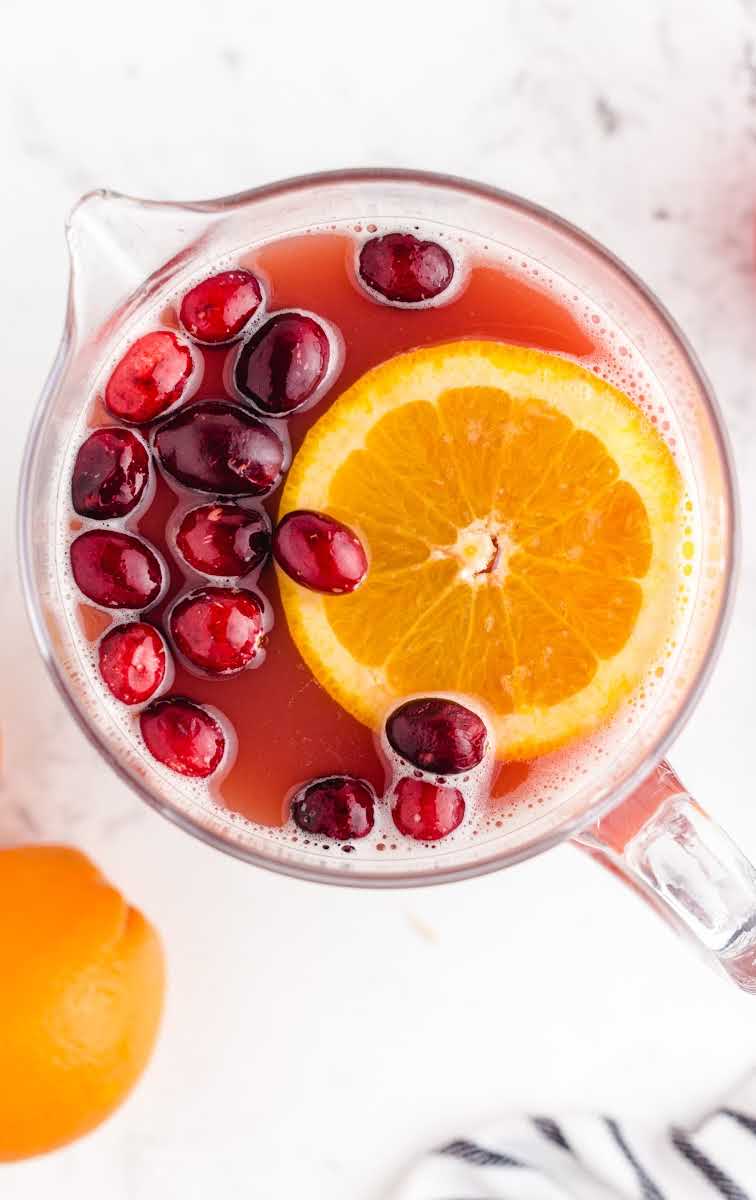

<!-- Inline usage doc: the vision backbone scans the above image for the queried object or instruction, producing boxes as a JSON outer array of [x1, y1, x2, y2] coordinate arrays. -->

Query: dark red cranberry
[[98, 621, 167, 705], [273, 510, 367, 594], [176, 503, 270, 577], [179, 269, 263, 344], [392, 777, 465, 841], [140, 697, 225, 778], [358, 233, 454, 304], [170, 587, 264, 674], [386, 698, 488, 775], [291, 776, 375, 840], [234, 312, 330, 416], [105, 331, 193, 423], [154, 400, 285, 496], [70, 530, 163, 609], [71, 427, 150, 520]]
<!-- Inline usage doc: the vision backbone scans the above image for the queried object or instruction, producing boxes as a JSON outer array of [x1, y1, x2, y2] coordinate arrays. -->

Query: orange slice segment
[[278, 341, 683, 759]]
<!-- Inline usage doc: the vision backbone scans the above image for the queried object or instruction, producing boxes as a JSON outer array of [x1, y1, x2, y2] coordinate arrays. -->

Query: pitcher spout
[[64, 189, 213, 346]]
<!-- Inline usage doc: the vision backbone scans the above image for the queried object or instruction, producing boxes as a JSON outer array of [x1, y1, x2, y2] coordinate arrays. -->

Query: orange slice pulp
[[278, 341, 683, 760]]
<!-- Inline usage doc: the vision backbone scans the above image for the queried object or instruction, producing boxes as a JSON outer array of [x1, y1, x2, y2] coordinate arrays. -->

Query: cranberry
[[179, 269, 263, 344], [98, 621, 167, 705], [273, 510, 367, 594], [386, 698, 488, 775], [234, 312, 330, 416], [140, 697, 225, 778], [392, 777, 465, 841], [154, 400, 285, 496], [71, 427, 150, 520], [105, 331, 193, 423], [70, 530, 163, 609], [358, 233, 454, 304], [176, 503, 270, 578], [291, 776, 375, 840], [170, 586, 264, 674]]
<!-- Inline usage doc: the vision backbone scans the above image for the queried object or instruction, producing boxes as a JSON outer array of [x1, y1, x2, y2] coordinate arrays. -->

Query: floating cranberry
[[179, 269, 263, 344], [291, 776, 375, 840], [71, 427, 150, 520], [273, 510, 367, 594], [154, 400, 285, 496], [234, 312, 330, 416], [105, 331, 193, 423], [140, 697, 225, 778], [176, 503, 270, 578], [170, 586, 264, 674], [70, 530, 163, 609], [358, 233, 454, 304], [392, 778, 465, 841], [98, 621, 167, 705], [386, 698, 488, 775]]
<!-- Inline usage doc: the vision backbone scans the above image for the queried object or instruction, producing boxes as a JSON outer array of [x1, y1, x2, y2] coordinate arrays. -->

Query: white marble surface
[[3, 0, 756, 1195]]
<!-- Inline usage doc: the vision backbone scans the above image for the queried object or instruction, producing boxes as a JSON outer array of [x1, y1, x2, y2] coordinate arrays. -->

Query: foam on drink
[[52, 217, 698, 859]]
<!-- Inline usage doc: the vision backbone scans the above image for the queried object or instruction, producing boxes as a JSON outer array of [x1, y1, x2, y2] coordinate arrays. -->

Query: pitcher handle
[[573, 761, 756, 993]]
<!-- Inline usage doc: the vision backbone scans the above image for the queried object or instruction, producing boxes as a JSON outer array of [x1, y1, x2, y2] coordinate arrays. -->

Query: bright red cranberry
[[176, 503, 270, 577], [154, 400, 285, 496], [98, 621, 167, 705], [105, 331, 193, 423], [392, 778, 465, 841], [273, 510, 367, 594], [234, 313, 330, 416], [359, 233, 454, 304], [170, 587, 264, 674], [70, 530, 163, 609], [179, 269, 263, 344], [386, 698, 488, 775], [291, 776, 375, 840], [140, 697, 225, 777], [71, 427, 150, 519]]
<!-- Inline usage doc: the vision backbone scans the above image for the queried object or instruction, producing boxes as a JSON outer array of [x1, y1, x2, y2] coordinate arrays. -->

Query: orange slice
[[278, 341, 683, 760]]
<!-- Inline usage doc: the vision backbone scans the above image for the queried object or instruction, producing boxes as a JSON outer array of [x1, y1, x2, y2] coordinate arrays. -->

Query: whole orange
[[0, 844, 165, 1161]]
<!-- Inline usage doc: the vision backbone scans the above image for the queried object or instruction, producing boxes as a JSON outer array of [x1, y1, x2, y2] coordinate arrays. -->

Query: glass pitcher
[[20, 169, 756, 990]]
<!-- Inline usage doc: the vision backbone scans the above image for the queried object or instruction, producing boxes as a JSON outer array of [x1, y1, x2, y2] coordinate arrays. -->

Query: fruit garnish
[[98, 621, 168, 705], [179, 269, 262, 344], [105, 331, 193, 423], [140, 696, 225, 777], [358, 232, 454, 303], [70, 530, 163, 610], [291, 776, 375, 839], [234, 312, 330, 416], [392, 777, 465, 841], [176, 502, 270, 577], [71, 427, 150, 519], [154, 399, 285, 495], [0, 845, 163, 1162], [386, 697, 488, 775], [273, 509, 367, 594], [170, 586, 265, 674], [278, 341, 682, 760]]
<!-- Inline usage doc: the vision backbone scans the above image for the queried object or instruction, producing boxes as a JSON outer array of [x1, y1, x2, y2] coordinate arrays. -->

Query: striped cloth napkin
[[392, 1073, 756, 1198]]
